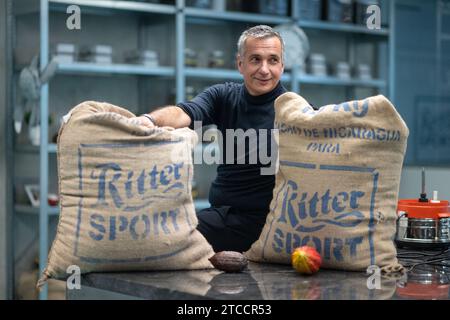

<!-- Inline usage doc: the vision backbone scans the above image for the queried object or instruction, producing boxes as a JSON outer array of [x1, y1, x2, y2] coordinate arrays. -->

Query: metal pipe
[[39, 0, 50, 301]]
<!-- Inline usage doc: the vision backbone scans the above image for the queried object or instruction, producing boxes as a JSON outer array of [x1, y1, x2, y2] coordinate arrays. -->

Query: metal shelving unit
[[37, 0, 51, 301], [297, 74, 386, 88], [185, 67, 293, 82], [185, 6, 291, 24], [15, 204, 60, 216], [184, 67, 386, 87], [49, 0, 176, 14], [182, 3, 389, 95], [13, 0, 392, 300], [299, 19, 389, 36], [57, 62, 175, 77]]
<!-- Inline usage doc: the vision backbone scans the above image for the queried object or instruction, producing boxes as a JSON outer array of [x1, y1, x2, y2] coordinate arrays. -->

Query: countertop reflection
[[68, 253, 450, 300]]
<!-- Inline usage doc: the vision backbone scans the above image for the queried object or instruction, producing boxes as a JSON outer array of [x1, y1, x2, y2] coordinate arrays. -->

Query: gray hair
[[237, 25, 284, 60]]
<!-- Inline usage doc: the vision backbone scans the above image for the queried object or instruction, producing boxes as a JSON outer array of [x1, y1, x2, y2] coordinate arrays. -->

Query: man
[[135, 25, 286, 252]]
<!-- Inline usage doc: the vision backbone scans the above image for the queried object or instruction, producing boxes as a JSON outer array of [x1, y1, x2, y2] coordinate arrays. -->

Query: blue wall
[[394, 0, 450, 165]]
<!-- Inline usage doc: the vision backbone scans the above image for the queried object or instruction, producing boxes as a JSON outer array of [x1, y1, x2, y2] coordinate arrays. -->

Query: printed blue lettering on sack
[[275, 123, 401, 143], [263, 161, 377, 265], [298, 99, 369, 117], [73, 141, 192, 263], [276, 179, 365, 232], [306, 142, 340, 154], [88, 209, 180, 241], [332, 100, 369, 117], [321, 127, 400, 141], [271, 228, 364, 262], [90, 162, 184, 211]]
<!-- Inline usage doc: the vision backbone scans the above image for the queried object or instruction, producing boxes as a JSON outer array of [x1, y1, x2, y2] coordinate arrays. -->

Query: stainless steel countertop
[[66, 249, 450, 300]]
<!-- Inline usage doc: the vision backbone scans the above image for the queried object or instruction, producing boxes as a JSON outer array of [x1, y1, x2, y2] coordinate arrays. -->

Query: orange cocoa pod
[[291, 246, 322, 274]]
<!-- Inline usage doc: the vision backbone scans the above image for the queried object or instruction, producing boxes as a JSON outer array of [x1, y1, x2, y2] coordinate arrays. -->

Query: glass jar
[[184, 48, 198, 67], [208, 50, 225, 68]]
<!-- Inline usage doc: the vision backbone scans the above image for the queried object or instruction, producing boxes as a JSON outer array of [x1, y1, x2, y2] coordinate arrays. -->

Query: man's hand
[[134, 115, 156, 128], [130, 107, 191, 129]]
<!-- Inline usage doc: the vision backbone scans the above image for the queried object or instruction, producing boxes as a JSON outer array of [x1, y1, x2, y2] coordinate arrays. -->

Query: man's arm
[[136, 106, 191, 128], [137, 84, 222, 129]]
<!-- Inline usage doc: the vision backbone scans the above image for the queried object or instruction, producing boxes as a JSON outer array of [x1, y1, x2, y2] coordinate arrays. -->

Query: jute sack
[[245, 93, 408, 272], [38, 101, 214, 287]]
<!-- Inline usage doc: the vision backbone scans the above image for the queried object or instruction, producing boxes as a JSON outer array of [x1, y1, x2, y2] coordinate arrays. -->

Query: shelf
[[49, 0, 176, 15], [299, 20, 389, 36], [17, 62, 175, 77], [15, 143, 57, 154], [20, 63, 386, 87], [185, 67, 242, 80], [185, 68, 385, 88], [14, 0, 176, 16], [185, 7, 290, 25], [15, 204, 60, 216], [57, 62, 175, 77], [185, 67, 292, 82], [298, 75, 387, 88]]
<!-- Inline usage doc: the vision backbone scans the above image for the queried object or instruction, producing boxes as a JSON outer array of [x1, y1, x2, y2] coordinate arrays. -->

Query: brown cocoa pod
[[209, 251, 248, 273]]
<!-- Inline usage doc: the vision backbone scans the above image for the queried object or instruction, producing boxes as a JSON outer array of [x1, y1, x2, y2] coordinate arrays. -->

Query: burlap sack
[[38, 101, 214, 287], [245, 93, 408, 273]]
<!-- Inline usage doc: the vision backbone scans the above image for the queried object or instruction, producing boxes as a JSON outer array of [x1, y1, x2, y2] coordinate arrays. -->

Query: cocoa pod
[[209, 251, 248, 273]]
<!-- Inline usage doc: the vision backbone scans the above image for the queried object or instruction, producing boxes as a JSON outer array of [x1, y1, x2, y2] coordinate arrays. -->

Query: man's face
[[237, 36, 284, 96]]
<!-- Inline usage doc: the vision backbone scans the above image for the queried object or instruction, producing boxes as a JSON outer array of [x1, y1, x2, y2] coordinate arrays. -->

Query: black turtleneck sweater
[[177, 81, 287, 215]]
